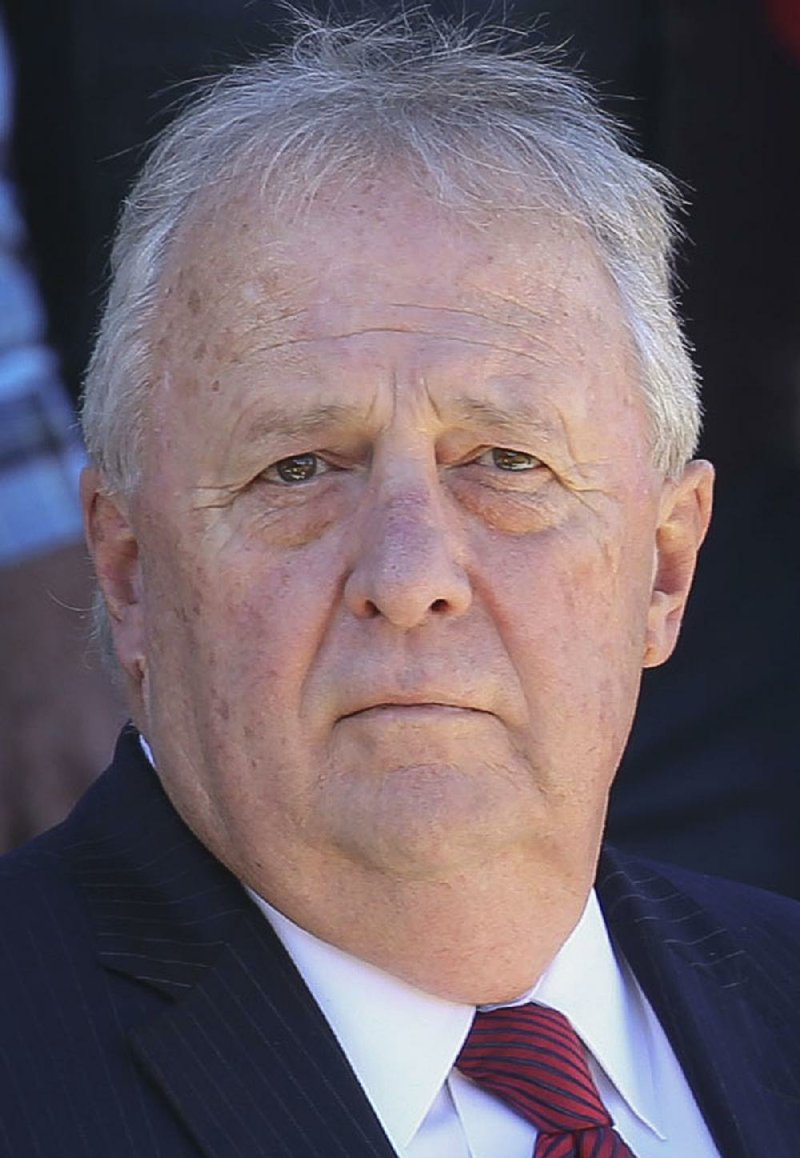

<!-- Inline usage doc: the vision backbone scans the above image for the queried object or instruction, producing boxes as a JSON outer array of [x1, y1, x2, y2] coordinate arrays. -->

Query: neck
[[242, 849, 596, 1004]]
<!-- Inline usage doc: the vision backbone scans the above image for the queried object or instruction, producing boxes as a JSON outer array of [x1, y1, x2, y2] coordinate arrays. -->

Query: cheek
[[449, 475, 566, 534], [145, 531, 337, 723], [481, 520, 652, 717], [223, 473, 361, 552]]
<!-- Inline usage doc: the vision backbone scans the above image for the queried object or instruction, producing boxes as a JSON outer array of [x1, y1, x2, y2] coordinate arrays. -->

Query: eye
[[478, 447, 542, 472], [264, 453, 327, 485]]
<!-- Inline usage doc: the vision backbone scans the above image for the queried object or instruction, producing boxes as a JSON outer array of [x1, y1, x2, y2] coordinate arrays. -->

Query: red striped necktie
[[456, 1003, 636, 1158]]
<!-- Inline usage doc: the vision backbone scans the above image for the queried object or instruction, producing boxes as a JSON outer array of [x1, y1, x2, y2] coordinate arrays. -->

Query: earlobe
[[80, 467, 144, 679], [644, 459, 714, 669]]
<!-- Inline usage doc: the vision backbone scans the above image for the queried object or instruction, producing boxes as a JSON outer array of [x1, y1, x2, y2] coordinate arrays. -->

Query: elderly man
[[1, 16, 798, 1158]]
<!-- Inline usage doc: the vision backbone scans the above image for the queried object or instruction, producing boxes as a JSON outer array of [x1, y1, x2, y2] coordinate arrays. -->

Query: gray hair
[[82, 12, 700, 497]]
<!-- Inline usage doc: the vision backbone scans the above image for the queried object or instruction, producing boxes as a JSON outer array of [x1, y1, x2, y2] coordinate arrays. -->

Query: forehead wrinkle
[[231, 293, 561, 350], [243, 328, 558, 365], [386, 300, 564, 359], [220, 303, 311, 349], [477, 284, 588, 335]]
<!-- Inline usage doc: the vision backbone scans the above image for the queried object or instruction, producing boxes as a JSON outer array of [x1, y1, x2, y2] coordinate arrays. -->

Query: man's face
[[88, 182, 710, 957]]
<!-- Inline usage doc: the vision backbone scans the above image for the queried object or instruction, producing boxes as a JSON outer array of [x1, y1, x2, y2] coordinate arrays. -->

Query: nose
[[344, 486, 473, 628]]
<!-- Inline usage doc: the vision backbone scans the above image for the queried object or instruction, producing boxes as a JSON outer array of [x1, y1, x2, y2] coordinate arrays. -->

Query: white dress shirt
[[249, 889, 721, 1157]]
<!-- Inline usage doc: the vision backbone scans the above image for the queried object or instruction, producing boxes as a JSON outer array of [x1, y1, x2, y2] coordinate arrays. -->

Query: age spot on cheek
[[213, 698, 231, 723]]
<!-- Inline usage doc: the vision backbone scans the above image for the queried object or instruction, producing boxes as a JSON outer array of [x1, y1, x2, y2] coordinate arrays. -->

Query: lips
[[338, 698, 490, 721]]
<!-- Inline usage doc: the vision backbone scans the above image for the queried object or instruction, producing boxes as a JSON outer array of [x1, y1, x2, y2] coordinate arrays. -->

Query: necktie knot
[[456, 1003, 635, 1157]]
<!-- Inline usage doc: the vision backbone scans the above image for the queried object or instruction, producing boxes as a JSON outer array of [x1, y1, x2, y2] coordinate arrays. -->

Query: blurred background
[[1, 0, 799, 894]]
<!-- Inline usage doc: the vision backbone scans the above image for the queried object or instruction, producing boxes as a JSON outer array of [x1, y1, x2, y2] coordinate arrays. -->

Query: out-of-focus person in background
[[0, 14, 123, 851]]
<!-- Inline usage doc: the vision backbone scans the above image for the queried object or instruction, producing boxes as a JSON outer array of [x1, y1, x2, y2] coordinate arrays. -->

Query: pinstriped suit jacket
[[1, 725, 799, 1157]]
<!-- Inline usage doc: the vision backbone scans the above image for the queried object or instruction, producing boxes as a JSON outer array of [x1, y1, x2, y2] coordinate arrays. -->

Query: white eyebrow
[[235, 401, 364, 443], [453, 397, 558, 441]]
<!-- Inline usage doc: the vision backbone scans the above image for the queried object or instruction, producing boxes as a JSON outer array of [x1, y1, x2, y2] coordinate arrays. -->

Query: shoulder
[[0, 725, 150, 980], [0, 819, 100, 997], [598, 845, 800, 958]]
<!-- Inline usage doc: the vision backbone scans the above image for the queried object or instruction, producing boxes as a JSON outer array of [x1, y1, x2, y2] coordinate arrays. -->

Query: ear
[[644, 459, 714, 669], [81, 467, 144, 683]]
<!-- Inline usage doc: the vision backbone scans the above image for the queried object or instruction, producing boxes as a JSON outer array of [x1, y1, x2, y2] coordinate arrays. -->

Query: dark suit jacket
[[1, 726, 799, 1156]]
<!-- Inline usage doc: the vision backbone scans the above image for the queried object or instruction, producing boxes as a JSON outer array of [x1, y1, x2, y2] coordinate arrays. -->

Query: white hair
[[82, 12, 700, 496]]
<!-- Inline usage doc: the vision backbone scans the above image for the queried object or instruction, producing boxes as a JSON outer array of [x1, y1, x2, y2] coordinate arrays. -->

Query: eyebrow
[[235, 401, 364, 444], [452, 397, 558, 441], [233, 394, 558, 445]]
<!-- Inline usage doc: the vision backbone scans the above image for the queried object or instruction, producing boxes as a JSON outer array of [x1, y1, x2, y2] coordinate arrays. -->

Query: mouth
[[340, 702, 488, 722]]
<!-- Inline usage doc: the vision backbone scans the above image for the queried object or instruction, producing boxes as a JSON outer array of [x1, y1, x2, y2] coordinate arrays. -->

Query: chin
[[327, 763, 538, 879]]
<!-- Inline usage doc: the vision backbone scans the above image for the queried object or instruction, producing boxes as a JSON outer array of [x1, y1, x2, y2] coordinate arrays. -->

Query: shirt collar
[[249, 888, 664, 1150], [248, 889, 473, 1148]]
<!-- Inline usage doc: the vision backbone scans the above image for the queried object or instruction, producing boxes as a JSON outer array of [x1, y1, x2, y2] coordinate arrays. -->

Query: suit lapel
[[62, 727, 397, 1158], [598, 847, 800, 1158], [129, 901, 398, 1158]]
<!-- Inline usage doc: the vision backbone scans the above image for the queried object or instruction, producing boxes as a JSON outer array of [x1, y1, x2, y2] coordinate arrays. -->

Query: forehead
[[161, 181, 619, 326], [148, 181, 642, 452]]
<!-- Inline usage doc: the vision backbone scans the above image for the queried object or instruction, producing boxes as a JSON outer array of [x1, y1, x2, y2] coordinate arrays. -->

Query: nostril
[[431, 598, 449, 613]]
